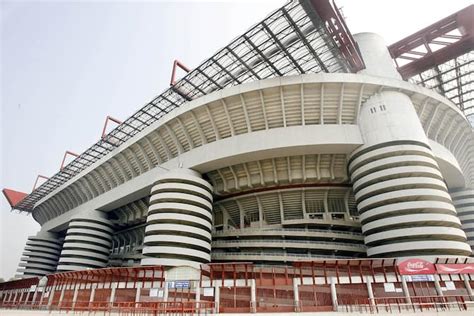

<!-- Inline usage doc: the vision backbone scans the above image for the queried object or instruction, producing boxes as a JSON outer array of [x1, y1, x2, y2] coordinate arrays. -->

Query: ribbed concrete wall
[[56, 210, 113, 271], [451, 189, 474, 253], [16, 231, 62, 278], [141, 169, 213, 269]]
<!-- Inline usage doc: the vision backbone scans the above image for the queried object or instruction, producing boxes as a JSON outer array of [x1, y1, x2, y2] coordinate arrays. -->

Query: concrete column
[[434, 275, 444, 297], [214, 285, 220, 313], [366, 277, 375, 306], [195, 285, 201, 311], [250, 279, 256, 313], [89, 287, 96, 304], [462, 274, 474, 300], [109, 285, 117, 304], [293, 278, 300, 312], [163, 283, 169, 301], [330, 277, 337, 311], [401, 276, 411, 304], [135, 287, 141, 303]]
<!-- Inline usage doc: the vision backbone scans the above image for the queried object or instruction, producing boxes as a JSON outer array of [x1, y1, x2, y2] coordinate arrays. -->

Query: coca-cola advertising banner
[[397, 259, 436, 275], [436, 264, 474, 274]]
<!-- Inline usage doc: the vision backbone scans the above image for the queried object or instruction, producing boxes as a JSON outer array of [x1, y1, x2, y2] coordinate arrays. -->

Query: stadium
[[1, 0, 474, 314]]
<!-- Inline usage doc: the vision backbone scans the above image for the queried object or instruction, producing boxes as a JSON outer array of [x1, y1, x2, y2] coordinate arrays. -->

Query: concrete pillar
[[293, 278, 300, 312], [461, 274, 474, 300], [250, 279, 256, 313], [163, 283, 169, 301], [89, 287, 96, 304], [135, 287, 141, 303], [109, 285, 117, 304], [366, 277, 375, 306], [434, 275, 444, 297], [214, 285, 220, 313], [330, 277, 337, 311], [195, 285, 201, 311], [401, 276, 411, 304]]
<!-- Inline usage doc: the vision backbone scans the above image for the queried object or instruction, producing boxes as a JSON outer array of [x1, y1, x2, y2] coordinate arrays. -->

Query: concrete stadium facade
[[6, 2, 474, 280]]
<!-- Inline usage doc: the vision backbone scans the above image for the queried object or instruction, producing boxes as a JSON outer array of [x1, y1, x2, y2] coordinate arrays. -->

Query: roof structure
[[388, 5, 474, 125], [11, 0, 363, 213]]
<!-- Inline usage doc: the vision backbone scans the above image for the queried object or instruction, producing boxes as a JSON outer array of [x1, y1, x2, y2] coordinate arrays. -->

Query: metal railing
[[0, 300, 215, 315], [213, 227, 363, 237], [212, 238, 366, 249], [338, 295, 472, 314]]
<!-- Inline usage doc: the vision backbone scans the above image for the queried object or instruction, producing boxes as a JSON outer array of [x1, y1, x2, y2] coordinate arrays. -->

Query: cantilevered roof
[[389, 5, 474, 125], [12, 0, 363, 213]]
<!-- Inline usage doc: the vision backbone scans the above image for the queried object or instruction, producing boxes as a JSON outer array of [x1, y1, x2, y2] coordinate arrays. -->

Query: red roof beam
[[101, 115, 123, 139], [388, 4, 474, 79], [60, 150, 79, 170], [170, 60, 190, 86], [309, 0, 365, 72], [32, 174, 49, 191]]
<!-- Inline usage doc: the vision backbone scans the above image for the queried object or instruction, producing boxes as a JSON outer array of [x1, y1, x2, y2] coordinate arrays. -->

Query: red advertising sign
[[436, 264, 474, 274], [398, 259, 436, 275]]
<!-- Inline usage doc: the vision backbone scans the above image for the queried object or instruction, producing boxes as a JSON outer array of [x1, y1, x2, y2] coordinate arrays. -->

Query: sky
[[1, 0, 472, 280]]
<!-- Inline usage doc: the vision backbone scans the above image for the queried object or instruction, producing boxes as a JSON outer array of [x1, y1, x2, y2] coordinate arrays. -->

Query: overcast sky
[[1, 0, 472, 280]]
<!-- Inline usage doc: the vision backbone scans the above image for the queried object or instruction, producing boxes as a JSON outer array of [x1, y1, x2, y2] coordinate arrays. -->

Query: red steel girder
[[389, 4, 474, 79], [308, 0, 365, 72]]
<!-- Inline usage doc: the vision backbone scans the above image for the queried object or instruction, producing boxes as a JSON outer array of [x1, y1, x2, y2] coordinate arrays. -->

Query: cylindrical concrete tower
[[56, 210, 113, 271], [349, 33, 471, 258], [141, 169, 213, 269], [16, 231, 62, 278], [450, 189, 474, 252]]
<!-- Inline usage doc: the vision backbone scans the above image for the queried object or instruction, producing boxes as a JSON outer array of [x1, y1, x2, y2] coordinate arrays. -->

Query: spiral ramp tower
[[451, 189, 474, 253], [15, 231, 62, 278], [141, 169, 213, 269], [56, 210, 113, 272], [348, 33, 471, 258]]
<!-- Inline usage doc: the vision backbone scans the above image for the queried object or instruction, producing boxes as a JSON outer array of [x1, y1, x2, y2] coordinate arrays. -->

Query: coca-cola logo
[[398, 259, 436, 275], [406, 262, 427, 270]]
